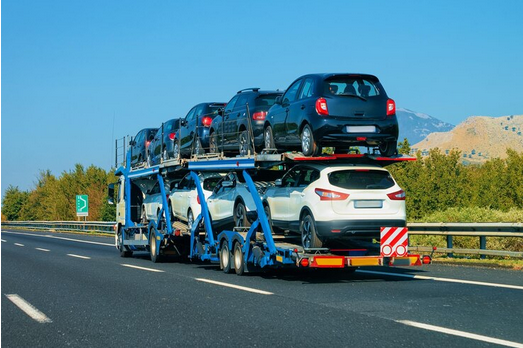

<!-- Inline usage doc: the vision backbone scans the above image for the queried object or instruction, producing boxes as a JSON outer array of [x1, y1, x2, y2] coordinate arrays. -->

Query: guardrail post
[[479, 236, 487, 259], [446, 235, 454, 258]]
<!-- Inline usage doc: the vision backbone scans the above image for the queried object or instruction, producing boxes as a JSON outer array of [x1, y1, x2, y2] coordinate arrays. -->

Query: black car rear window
[[255, 94, 281, 107], [324, 77, 380, 98], [204, 105, 224, 117], [328, 170, 395, 190]]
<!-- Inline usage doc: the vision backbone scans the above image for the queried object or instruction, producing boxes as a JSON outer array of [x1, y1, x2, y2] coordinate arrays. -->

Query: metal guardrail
[[2, 221, 522, 258]]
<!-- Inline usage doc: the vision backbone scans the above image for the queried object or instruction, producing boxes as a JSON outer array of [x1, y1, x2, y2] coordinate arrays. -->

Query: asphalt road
[[2, 229, 522, 347]]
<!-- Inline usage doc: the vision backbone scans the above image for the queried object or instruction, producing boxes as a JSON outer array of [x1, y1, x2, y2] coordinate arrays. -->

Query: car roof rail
[[237, 87, 260, 94]]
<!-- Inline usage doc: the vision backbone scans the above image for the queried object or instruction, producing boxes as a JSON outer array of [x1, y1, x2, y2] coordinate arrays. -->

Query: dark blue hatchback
[[263, 73, 398, 156]]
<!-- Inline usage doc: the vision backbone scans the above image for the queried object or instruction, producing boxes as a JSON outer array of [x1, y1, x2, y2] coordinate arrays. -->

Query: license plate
[[346, 126, 376, 133], [354, 200, 383, 208]]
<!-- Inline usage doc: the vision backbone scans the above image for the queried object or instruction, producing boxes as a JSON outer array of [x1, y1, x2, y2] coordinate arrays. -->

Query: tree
[[2, 185, 29, 221]]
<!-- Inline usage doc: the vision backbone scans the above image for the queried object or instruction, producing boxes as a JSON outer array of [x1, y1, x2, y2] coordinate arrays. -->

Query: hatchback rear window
[[328, 170, 395, 190], [324, 77, 380, 98], [256, 94, 281, 107], [203, 177, 222, 191]]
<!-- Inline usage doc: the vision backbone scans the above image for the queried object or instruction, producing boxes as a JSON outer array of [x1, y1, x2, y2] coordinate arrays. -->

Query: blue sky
[[2, 0, 523, 197]]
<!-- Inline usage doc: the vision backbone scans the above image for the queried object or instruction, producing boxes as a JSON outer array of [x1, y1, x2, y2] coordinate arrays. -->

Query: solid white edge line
[[14, 243, 25, 247], [67, 254, 91, 260], [195, 278, 273, 295], [5, 294, 52, 324], [1, 239, 6, 242], [2, 231, 113, 246], [35, 248, 50, 252], [356, 270, 523, 291], [121, 264, 164, 273], [397, 320, 523, 348]]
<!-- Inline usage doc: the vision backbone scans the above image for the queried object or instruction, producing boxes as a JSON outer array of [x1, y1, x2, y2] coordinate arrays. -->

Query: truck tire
[[300, 213, 323, 249], [233, 242, 245, 276], [150, 229, 162, 263], [117, 227, 132, 258], [220, 241, 232, 274]]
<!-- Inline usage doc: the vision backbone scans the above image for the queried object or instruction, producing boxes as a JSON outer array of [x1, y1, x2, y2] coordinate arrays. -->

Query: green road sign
[[76, 195, 89, 217]]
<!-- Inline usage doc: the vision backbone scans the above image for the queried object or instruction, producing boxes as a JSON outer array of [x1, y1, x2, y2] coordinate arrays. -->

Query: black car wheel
[[379, 140, 397, 157], [239, 131, 250, 156], [264, 126, 275, 149], [233, 202, 250, 228], [300, 213, 323, 249], [209, 133, 218, 153], [173, 141, 180, 160], [301, 124, 321, 156]]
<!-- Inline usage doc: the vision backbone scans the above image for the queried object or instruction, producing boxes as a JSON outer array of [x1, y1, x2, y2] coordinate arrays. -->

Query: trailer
[[110, 149, 431, 273]]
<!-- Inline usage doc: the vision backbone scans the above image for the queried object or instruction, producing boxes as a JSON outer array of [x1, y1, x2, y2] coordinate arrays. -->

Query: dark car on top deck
[[208, 88, 283, 156], [128, 128, 158, 168], [147, 118, 181, 165], [263, 73, 398, 157]]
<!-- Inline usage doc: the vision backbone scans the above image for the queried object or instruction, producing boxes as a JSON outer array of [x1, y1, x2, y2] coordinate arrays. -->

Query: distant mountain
[[397, 108, 455, 144], [412, 114, 523, 163]]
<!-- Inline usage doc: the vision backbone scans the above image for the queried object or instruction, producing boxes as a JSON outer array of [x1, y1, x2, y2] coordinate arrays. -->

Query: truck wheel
[[149, 229, 162, 263], [300, 213, 323, 249], [301, 124, 321, 156], [233, 242, 245, 276], [117, 227, 132, 257], [220, 241, 232, 274], [233, 202, 250, 228]]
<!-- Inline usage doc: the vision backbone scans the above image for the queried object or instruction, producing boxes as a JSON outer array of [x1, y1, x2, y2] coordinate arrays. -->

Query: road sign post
[[76, 195, 89, 217]]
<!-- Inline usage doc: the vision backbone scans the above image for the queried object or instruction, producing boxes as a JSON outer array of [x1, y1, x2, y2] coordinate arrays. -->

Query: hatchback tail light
[[252, 111, 267, 120], [386, 99, 396, 117], [197, 195, 200, 205], [315, 188, 349, 201], [169, 133, 175, 141], [387, 190, 405, 200], [145, 140, 151, 148], [201, 117, 213, 127], [315, 98, 329, 116]]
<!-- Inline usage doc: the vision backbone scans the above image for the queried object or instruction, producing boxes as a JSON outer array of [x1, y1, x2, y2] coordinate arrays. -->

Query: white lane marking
[[195, 278, 274, 295], [1, 239, 6, 242], [14, 243, 25, 247], [357, 270, 523, 291], [36, 248, 50, 252], [5, 294, 52, 324], [67, 254, 91, 260], [2, 231, 113, 246], [397, 320, 523, 348], [121, 264, 164, 273]]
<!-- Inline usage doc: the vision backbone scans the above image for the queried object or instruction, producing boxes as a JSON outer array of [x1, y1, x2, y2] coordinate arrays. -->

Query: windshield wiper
[[338, 93, 367, 101]]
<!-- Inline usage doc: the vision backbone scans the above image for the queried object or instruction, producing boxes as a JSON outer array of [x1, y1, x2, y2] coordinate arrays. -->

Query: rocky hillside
[[397, 108, 455, 144], [412, 114, 523, 162]]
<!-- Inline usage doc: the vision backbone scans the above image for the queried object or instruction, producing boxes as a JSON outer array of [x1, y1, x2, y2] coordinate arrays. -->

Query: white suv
[[263, 163, 406, 248]]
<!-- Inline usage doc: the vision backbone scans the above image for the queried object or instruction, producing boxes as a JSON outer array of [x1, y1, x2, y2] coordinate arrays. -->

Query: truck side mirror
[[108, 183, 115, 205]]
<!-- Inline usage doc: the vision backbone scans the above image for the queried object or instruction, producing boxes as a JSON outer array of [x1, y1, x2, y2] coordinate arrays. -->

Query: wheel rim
[[301, 217, 312, 248], [117, 231, 123, 251], [239, 132, 248, 156], [151, 232, 157, 257], [195, 140, 200, 154], [264, 128, 271, 148], [163, 148, 168, 161], [234, 245, 242, 269], [235, 204, 245, 227], [221, 245, 229, 269], [302, 127, 312, 154], [174, 143, 179, 159], [210, 134, 216, 153], [188, 211, 193, 230]]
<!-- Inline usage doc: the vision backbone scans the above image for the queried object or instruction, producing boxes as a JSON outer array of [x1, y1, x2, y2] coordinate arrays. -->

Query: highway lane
[[2, 229, 522, 347]]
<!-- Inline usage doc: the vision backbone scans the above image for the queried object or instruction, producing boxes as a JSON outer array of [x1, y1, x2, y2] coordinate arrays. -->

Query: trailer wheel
[[300, 213, 323, 249], [220, 241, 232, 274], [234, 202, 250, 228], [117, 227, 133, 258], [233, 242, 245, 276], [149, 229, 162, 263]]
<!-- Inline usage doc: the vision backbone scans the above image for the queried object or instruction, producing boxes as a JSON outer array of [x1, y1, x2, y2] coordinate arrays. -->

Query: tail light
[[315, 98, 328, 116], [145, 140, 151, 148], [300, 258, 309, 267], [315, 188, 349, 201], [252, 111, 267, 120], [386, 99, 396, 117], [197, 195, 200, 205], [169, 133, 175, 141], [387, 190, 406, 200], [201, 117, 212, 127]]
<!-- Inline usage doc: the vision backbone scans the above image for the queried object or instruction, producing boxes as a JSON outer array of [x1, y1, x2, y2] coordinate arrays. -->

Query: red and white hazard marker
[[380, 227, 408, 257]]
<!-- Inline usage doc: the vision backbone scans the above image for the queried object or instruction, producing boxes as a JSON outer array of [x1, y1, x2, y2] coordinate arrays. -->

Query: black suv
[[128, 128, 158, 167], [209, 88, 283, 156], [264, 73, 398, 156], [147, 118, 181, 165], [176, 102, 226, 158]]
